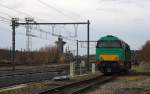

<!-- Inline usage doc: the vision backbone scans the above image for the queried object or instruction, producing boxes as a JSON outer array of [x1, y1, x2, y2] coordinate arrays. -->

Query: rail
[[39, 75, 114, 94]]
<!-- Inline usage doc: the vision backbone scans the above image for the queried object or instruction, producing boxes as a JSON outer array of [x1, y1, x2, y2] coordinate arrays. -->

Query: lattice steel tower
[[25, 17, 34, 51]]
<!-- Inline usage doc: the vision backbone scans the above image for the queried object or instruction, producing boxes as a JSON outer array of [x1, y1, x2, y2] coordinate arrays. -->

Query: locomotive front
[[96, 35, 130, 74]]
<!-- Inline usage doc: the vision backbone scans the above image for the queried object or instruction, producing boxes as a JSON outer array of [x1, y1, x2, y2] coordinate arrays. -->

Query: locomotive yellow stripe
[[100, 55, 119, 61]]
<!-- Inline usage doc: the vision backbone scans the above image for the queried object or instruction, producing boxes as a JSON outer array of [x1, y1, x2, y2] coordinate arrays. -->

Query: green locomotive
[[96, 35, 131, 74]]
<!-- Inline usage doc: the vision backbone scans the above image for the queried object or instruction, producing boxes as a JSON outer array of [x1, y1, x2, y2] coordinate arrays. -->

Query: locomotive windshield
[[96, 41, 122, 48]]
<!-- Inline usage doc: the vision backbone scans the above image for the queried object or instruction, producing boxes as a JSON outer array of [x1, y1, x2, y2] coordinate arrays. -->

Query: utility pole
[[11, 18, 18, 71], [87, 20, 90, 72], [76, 40, 78, 64]]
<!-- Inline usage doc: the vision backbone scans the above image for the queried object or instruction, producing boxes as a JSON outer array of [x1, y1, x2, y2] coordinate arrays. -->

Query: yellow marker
[[100, 55, 119, 61]]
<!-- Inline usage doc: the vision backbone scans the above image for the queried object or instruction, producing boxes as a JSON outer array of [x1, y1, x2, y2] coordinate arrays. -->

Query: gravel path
[[87, 75, 150, 94]]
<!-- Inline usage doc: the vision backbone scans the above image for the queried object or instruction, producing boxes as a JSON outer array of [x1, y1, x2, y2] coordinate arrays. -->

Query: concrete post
[[70, 62, 75, 77], [80, 60, 85, 75], [92, 63, 96, 73], [80, 63, 82, 75]]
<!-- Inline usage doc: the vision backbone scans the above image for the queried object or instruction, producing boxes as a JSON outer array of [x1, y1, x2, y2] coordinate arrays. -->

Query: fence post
[[92, 63, 96, 73], [70, 62, 75, 77]]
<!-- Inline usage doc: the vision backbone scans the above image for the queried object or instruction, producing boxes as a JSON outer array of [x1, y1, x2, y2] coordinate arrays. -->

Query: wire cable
[[0, 3, 46, 22], [0, 12, 12, 19], [37, 0, 79, 22], [0, 19, 9, 23], [0, 15, 10, 21], [0, 15, 10, 24]]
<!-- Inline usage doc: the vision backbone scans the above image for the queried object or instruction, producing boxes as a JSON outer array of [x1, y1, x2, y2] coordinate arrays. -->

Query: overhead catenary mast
[[11, 18, 90, 71], [25, 17, 34, 51]]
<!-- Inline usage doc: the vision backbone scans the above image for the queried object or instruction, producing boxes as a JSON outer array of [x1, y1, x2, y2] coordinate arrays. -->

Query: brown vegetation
[[137, 41, 150, 62], [0, 46, 63, 66]]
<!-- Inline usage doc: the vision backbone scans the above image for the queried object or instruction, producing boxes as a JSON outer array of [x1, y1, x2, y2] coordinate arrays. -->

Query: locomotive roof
[[98, 35, 130, 47], [98, 35, 120, 41]]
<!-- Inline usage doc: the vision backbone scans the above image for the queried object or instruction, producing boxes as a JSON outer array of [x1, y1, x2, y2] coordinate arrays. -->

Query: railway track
[[0, 64, 69, 77], [39, 75, 114, 94], [0, 64, 69, 88], [0, 68, 67, 77], [128, 71, 150, 76], [120, 71, 150, 76]]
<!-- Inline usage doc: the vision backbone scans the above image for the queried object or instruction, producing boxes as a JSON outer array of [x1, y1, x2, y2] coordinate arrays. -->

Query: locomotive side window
[[97, 41, 122, 48]]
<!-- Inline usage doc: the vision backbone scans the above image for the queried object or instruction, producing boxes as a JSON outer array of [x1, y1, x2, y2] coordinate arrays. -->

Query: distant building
[[55, 35, 66, 55]]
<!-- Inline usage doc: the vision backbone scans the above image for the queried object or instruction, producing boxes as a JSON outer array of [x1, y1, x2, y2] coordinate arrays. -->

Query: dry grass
[[132, 63, 150, 72], [0, 81, 52, 94], [88, 89, 113, 94], [87, 76, 150, 94]]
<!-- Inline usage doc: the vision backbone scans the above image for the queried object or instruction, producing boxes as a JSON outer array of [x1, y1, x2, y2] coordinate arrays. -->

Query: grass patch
[[132, 63, 150, 72], [132, 66, 145, 72], [0, 81, 50, 94]]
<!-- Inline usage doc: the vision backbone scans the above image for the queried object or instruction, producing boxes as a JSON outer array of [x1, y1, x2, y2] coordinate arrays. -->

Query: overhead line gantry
[[11, 18, 90, 71]]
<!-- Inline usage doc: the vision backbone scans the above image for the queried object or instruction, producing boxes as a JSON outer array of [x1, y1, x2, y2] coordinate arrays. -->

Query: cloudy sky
[[0, 0, 150, 54]]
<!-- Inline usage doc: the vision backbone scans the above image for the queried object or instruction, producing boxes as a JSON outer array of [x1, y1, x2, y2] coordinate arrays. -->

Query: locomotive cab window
[[96, 41, 122, 48]]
